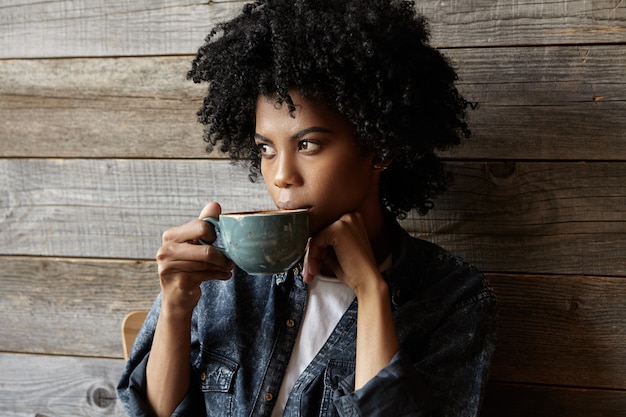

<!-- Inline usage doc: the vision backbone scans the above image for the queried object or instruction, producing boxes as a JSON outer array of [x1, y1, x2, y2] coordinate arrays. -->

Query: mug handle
[[199, 217, 226, 252]]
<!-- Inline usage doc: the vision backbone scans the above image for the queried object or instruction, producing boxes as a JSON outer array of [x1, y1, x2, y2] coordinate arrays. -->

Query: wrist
[[353, 274, 389, 303], [159, 278, 202, 317], [160, 294, 198, 322]]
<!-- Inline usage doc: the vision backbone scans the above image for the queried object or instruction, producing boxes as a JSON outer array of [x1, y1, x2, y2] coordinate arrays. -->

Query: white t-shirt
[[271, 256, 392, 416]]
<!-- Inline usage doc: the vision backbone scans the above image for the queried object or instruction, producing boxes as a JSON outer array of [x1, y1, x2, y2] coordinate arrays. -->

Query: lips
[[276, 201, 312, 211]]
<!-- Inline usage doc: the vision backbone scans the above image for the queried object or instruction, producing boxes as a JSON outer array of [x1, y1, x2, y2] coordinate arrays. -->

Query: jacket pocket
[[320, 359, 355, 417], [198, 351, 238, 416]]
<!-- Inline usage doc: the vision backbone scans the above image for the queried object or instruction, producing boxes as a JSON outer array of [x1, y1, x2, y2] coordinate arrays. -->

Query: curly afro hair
[[188, 0, 473, 218]]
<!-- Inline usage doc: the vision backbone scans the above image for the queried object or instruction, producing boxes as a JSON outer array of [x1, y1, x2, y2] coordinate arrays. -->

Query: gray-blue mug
[[202, 209, 309, 275]]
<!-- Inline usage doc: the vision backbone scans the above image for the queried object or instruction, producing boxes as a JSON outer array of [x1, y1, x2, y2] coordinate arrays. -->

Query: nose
[[272, 154, 303, 189]]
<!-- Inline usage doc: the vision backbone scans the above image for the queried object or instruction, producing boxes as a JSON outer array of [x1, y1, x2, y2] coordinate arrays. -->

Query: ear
[[372, 150, 392, 171], [373, 162, 391, 171]]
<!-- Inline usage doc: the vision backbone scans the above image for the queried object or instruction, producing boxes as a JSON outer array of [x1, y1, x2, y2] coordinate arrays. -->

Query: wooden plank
[[0, 0, 244, 59], [1, 0, 624, 59], [0, 257, 159, 358], [481, 382, 626, 417], [2, 44, 625, 160], [0, 352, 126, 417], [4, 158, 623, 276], [409, 161, 626, 276], [488, 274, 626, 390], [0, 56, 209, 159], [419, 0, 626, 48], [448, 45, 626, 160]]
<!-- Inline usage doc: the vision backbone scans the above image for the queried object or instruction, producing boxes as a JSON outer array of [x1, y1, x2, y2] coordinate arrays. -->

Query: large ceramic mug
[[202, 208, 309, 275]]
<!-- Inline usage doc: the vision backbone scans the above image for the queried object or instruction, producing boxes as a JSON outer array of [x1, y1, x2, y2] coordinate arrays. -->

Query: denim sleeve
[[117, 296, 203, 417], [333, 350, 432, 417], [118, 352, 197, 417], [333, 293, 497, 417]]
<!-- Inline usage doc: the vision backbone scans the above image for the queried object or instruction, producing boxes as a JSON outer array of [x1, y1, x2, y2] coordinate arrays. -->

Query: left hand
[[303, 212, 382, 294]]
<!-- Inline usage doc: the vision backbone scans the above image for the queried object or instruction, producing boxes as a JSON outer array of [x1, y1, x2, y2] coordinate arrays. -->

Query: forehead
[[255, 92, 353, 134]]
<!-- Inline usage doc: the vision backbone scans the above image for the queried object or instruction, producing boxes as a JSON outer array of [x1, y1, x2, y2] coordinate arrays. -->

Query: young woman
[[118, 1, 497, 416]]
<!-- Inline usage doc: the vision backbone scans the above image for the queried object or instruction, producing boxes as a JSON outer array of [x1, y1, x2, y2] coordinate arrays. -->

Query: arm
[[334, 292, 497, 417], [353, 274, 399, 389], [145, 202, 234, 417], [304, 213, 497, 416], [144, 305, 193, 416], [303, 212, 399, 389]]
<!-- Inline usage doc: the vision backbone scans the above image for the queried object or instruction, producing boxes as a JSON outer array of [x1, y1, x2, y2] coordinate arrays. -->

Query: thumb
[[199, 201, 223, 220]]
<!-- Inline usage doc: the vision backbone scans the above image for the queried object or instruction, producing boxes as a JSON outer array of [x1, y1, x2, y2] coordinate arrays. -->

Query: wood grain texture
[[0, 352, 126, 417], [419, 0, 626, 47], [448, 45, 626, 160], [3, 351, 625, 417], [411, 161, 626, 276], [0, 158, 274, 260], [0, 257, 159, 358], [2, 159, 622, 275], [0, 56, 208, 159], [0, 0, 244, 59], [481, 382, 626, 417], [1, 0, 624, 58], [2, 45, 624, 160], [489, 274, 626, 390]]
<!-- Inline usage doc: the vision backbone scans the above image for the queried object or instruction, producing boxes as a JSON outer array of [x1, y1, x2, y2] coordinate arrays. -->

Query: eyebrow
[[254, 126, 333, 143]]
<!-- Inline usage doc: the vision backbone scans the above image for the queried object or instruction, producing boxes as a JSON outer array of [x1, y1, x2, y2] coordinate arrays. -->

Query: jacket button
[[286, 319, 295, 328], [264, 392, 274, 401]]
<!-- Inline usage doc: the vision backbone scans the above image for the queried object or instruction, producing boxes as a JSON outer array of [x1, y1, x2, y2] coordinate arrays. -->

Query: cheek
[[262, 176, 279, 201], [335, 159, 372, 190], [311, 163, 369, 207], [259, 163, 275, 193]]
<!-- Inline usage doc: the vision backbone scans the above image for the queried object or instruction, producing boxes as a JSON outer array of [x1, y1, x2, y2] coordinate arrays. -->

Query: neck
[[367, 205, 391, 266]]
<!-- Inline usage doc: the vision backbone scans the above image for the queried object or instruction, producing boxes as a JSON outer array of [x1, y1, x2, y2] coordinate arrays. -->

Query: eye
[[257, 142, 277, 157], [298, 140, 321, 154]]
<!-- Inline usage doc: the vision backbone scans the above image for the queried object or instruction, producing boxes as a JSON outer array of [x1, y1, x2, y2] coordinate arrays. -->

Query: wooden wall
[[1, 1, 625, 415]]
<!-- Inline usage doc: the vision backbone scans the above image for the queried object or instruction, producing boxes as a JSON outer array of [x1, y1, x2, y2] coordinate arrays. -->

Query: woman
[[118, 1, 497, 416]]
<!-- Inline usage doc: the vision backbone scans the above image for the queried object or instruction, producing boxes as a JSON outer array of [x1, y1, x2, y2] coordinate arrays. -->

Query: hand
[[156, 202, 235, 316], [303, 212, 382, 295]]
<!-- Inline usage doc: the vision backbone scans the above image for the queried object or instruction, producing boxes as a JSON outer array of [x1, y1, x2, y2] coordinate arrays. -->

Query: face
[[254, 92, 382, 235]]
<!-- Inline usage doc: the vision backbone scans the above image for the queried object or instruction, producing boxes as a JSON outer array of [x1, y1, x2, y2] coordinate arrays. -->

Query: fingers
[[303, 212, 377, 285], [162, 220, 207, 245], [157, 202, 234, 281], [157, 239, 234, 275], [303, 245, 340, 284], [155, 202, 234, 313]]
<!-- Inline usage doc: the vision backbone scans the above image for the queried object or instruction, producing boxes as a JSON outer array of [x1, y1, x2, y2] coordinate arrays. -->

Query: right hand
[[156, 202, 235, 316]]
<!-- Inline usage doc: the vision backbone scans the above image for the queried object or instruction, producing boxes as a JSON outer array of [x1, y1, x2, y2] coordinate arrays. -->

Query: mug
[[203, 208, 309, 275]]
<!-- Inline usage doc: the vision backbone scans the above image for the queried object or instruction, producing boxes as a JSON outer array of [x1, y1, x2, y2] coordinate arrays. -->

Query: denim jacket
[[118, 216, 497, 417]]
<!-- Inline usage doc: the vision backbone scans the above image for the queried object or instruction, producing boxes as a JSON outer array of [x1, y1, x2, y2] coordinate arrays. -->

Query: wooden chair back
[[121, 310, 149, 360]]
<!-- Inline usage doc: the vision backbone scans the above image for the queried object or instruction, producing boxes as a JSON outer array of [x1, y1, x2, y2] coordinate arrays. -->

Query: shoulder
[[385, 219, 496, 312]]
